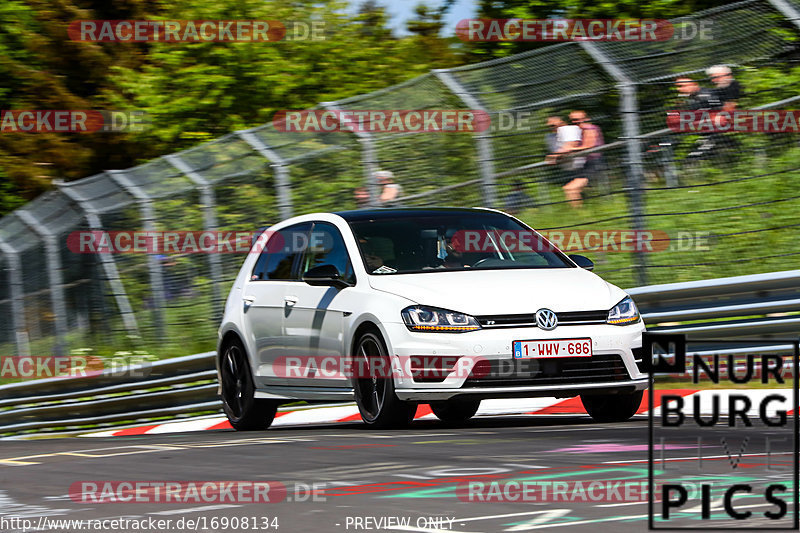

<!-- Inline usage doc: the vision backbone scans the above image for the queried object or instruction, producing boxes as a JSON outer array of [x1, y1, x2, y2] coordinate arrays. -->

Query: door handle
[[284, 295, 298, 306], [243, 295, 256, 305]]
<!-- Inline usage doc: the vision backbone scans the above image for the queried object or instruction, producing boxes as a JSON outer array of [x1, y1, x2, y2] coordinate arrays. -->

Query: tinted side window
[[251, 223, 311, 281], [300, 222, 355, 284]]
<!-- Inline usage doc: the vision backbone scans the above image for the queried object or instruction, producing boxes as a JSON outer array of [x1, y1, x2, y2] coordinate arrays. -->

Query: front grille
[[476, 310, 608, 328], [558, 310, 609, 323], [462, 354, 630, 387]]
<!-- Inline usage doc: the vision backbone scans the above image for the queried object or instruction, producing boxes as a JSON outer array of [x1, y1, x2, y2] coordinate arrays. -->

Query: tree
[[407, 4, 444, 37], [356, 0, 393, 39], [406, 1, 462, 65], [106, 0, 463, 156], [0, 0, 154, 214]]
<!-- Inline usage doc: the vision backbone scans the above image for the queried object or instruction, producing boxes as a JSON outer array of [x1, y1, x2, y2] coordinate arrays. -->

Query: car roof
[[333, 207, 496, 222]]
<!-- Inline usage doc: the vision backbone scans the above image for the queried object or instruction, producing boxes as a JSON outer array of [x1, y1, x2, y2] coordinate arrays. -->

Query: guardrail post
[[0, 237, 29, 357], [320, 102, 381, 207], [15, 210, 69, 356], [579, 41, 648, 286], [55, 180, 140, 339], [433, 69, 498, 209], [235, 130, 293, 220], [164, 155, 225, 319], [106, 170, 167, 341]]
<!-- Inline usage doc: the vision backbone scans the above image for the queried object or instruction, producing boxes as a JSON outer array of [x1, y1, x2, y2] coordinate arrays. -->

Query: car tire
[[220, 337, 279, 431], [430, 399, 481, 424], [352, 330, 415, 429], [580, 391, 643, 423]]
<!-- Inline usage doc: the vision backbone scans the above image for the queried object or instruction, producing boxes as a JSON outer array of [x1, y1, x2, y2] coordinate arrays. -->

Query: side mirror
[[302, 264, 350, 288], [568, 254, 594, 271]]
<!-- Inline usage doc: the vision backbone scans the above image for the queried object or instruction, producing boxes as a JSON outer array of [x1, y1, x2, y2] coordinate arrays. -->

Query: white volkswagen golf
[[217, 208, 647, 429]]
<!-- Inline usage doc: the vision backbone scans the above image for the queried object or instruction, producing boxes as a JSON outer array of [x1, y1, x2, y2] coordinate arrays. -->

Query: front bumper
[[383, 321, 646, 400]]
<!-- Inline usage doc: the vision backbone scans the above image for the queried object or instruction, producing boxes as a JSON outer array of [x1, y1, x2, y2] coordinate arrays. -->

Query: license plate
[[513, 338, 592, 359]]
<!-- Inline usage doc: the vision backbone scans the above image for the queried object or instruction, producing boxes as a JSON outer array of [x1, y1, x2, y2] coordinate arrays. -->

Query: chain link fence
[[1, 0, 800, 357]]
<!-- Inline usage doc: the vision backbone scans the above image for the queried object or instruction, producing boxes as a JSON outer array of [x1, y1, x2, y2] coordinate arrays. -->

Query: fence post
[[578, 42, 648, 286], [433, 69, 498, 209], [766, 0, 800, 30], [106, 170, 167, 341], [0, 237, 29, 357], [320, 102, 381, 207], [235, 130, 293, 220], [15, 210, 69, 356], [55, 180, 140, 339], [164, 155, 225, 320]]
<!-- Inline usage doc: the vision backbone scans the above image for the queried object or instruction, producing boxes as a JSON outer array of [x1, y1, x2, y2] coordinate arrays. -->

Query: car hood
[[368, 268, 626, 315]]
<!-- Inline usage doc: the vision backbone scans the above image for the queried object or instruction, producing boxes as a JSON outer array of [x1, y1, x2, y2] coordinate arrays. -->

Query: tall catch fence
[[1, 0, 799, 357]]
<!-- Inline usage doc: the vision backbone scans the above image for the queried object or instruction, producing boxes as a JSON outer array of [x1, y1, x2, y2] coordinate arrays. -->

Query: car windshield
[[348, 212, 573, 274]]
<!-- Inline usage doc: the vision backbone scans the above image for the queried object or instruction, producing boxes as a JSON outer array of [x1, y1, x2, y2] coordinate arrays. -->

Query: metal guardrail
[[0, 270, 798, 435], [0, 351, 215, 401], [629, 269, 800, 354], [0, 352, 217, 435]]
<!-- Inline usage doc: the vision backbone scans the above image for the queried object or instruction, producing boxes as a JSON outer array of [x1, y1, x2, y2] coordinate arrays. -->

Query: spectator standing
[[375, 170, 402, 206], [674, 76, 720, 159], [561, 110, 604, 208], [706, 65, 742, 112], [707, 65, 743, 156], [544, 116, 581, 191]]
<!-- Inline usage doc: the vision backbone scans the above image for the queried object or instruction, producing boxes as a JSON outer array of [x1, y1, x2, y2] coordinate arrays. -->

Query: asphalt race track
[[0, 414, 796, 533]]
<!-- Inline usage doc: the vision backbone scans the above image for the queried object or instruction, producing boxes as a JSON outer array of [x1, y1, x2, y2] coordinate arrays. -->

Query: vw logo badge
[[535, 308, 558, 331]]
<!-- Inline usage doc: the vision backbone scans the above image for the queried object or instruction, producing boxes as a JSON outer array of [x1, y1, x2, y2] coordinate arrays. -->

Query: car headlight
[[401, 306, 481, 332], [607, 296, 641, 325]]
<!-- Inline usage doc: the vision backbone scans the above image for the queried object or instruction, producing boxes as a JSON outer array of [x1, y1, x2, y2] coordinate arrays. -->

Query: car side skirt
[[255, 387, 356, 401]]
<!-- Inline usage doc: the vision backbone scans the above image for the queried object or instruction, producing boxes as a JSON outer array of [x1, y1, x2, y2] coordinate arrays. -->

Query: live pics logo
[[644, 333, 800, 530]]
